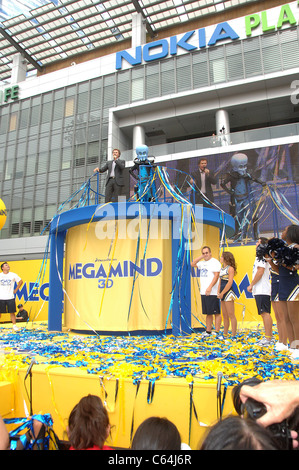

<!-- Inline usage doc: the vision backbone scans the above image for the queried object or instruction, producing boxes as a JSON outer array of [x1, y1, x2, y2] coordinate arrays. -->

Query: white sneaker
[[275, 342, 289, 351], [201, 331, 211, 338], [224, 336, 236, 344], [12, 324, 19, 331], [257, 337, 272, 347], [290, 349, 299, 360]]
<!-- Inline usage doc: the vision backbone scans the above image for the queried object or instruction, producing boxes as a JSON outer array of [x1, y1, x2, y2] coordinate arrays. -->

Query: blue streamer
[[4, 414, 56, 450], [267, 184, 299, 225]]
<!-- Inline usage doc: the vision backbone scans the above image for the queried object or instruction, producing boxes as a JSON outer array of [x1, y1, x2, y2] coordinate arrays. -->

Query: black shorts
[[0, 298, 16, 314], [201, 295, 220, 315], [254, 295, 271, 315]]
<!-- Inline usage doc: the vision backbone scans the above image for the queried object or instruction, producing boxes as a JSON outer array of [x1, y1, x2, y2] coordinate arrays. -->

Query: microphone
[[24, 357, 36, 381], [217, 371, 223, 397]]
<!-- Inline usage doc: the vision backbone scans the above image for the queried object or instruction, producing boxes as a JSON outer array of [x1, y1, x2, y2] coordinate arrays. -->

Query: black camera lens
[[232, 377, 262, 416], [241, 398, 267, 421], [232, 377, 294, 450]]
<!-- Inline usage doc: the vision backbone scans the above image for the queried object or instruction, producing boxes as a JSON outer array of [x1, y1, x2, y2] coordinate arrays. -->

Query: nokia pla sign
[[116, 3, 298, 70]]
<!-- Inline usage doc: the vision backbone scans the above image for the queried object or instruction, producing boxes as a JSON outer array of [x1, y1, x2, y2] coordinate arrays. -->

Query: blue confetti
[[0, 323, 298, 386]]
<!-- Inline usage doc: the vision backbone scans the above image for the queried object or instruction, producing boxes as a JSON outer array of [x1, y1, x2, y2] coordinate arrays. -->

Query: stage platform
[[0, 321, 298, 450]]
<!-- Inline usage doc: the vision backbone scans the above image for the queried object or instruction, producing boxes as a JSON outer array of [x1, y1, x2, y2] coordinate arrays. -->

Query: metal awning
[[0, 0, 259, 83]]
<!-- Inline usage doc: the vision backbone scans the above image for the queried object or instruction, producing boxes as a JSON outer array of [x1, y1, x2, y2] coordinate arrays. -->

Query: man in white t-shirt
[[247, 238, 273, 346], [191, 246, 221, 338], [0, 262, 23, 331]]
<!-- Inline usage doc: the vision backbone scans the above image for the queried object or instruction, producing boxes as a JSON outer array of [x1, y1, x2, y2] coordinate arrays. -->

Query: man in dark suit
[[190, 158, 217, 206], [94, 148, 125, 202]]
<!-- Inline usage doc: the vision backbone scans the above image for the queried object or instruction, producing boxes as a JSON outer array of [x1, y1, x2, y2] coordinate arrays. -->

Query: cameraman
[[240, 380, 299, 448]]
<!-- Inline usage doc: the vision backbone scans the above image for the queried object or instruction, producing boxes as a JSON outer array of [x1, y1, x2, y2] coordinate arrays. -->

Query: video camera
[[232, 378, 293, 450]]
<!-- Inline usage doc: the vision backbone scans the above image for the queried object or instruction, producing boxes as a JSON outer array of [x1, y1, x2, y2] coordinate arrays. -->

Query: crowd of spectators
[[1, 379, 298, 451]]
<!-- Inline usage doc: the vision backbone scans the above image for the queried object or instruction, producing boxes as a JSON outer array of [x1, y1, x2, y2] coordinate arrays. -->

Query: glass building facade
[[1, 10, 299, 240], [0, 0, 58, 23]]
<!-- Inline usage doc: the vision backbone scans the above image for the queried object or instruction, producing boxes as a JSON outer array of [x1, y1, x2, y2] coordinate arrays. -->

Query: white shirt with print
[[196, 258, 221, 295], [252, 258, 271, 296], [0, 272, 21, 300]]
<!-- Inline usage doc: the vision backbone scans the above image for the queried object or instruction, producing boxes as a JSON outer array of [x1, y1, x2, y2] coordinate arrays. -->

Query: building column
[[216, 109, 231, 146], [133, 125, 145, 150], [11, 53, 27, 84], [131, 13, 146, 48], [131, 14, 146, 154]]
